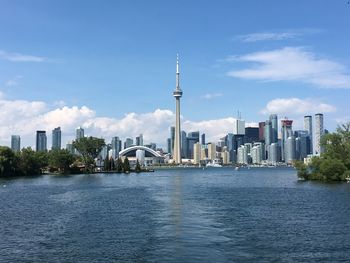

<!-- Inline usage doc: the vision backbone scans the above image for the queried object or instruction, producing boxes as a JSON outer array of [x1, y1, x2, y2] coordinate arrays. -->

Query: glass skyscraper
[[52, 127, 61, 150]]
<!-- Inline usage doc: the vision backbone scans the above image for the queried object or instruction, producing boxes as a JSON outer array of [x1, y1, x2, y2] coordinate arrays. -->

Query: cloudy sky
[[0, 0, 349, 148]]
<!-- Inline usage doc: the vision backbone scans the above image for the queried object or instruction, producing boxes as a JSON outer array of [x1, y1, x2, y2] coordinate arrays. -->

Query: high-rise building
[[237, 145, 248, 165], [52, 127, 61, 150], [258, 122, 265, 141], [264, 120, 272, 146], [11, 135, 21, 152], [285, 136, 296, 164], [167, 138, 171, 154], [281, 119, 293, 162], [294, 130, 309, 161], [135, 134, 143, 146], [314, 113, 324, 155], [187, 131, 200, 159], [267, 143, 279, 165], [66, 142, 74, 154], [201, 133, 206, 145], [207, 143, 216, 161], [111, 137, 122, 158], [270, 114, 278, 143], [245, 127, 259, 143], [251, 145, 262, 164], [304, 115, 313, 154], [193, 142, 201, 164], [173, 54, 183, 164], [170, 126, 175, 156], [76, 127, 84, 140], [36, 131, 47, 152], [233, 119, 245, 135], [124, 138, 133, 149], [181, 130, 188, 158]]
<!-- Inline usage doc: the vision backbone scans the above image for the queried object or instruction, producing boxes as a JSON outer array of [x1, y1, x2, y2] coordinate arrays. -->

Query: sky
[[0, 0, 350, 149]]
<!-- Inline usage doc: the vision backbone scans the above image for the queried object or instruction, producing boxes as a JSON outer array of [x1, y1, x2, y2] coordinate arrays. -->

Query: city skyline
[[0, 1, 349, 148]]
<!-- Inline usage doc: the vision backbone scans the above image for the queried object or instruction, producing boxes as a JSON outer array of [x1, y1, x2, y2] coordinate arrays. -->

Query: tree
[[116, 158, 123, 173], [0, 146, 19, 177], [48, 149, 76, 174], [72, 137, 105, 173], [104, 155, 110, 171], [110, 158, 115, 171], [123, 157, 130, 173], [294, 160, 309, 180], [135, 159, 141, 173], [18, 147, 46, 176]]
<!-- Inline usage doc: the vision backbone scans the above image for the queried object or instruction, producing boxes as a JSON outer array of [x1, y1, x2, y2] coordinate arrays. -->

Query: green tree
[[72, 137, 105, 173], [110, 157, 115, 171], [123, 157, 130, 173], [18, 147, 46, 176], [319, 158, 347, 181], [294, 160, 309, 180], [116, 158, 123, 173], [48, 149, 76, 174], [0, 146, 19, 177], [135, 159, 141, 173], [104, 156, 110, 171]]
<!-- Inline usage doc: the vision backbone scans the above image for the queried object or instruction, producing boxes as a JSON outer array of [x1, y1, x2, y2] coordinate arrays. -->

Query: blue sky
[[0, 0, 349, 147]]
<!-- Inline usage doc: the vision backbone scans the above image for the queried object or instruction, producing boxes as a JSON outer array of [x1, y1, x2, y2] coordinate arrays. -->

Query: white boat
[[206, 159, 222, 168]]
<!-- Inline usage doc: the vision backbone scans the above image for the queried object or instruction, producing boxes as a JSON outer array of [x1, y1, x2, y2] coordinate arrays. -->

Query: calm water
[[1, 167, 350, 262]]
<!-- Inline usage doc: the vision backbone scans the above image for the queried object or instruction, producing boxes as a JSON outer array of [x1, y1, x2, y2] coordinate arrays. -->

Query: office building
[[36, 131, 47, 152], [268, 143, 279, 165], [259, 122, 265, 141], [187, 131, 200, 159], [181, 131, 188, 158], [170, 126, 175, 156], [201, 133, 206, 145], [167, 138, 171, 154], [251, 144, 262, 164], [314, 113, 324, 155], [270, 114, 278, 143], [207, 143, 216, 160], [52, 127, 61, 150], [76, 127, 84, 140], [233, 119, 245, 135], [245, 127, 259, 143], [285, 136, 296, 164], [135, 134, 143, 146], [111, 137, 122, 159], [304, 115, 313, 154], [237, 145, 248, 165], [66, 142, 74, 154], [124, 138, 133, 149], [11, 135, 21, 152], [193, 142, 201, 164], [281, 119, 293, 161]]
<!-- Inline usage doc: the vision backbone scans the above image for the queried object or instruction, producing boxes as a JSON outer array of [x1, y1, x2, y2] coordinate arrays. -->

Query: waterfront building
[[222, 150, 230, 165], [36, 131, 47, 152], [268, 143, 279, 165], [173, 54, 183, 164], [270, 114, 278, 143], [170, 126, 175, 156], [254, 142, 265, 161], [187, 131, 200, 159], [52, 127, 61, 150], [233, 119, 245, 135], [181, 130, 188, 158], [111, 137, 122, 159], [264, 120, 272, 147], [11, 135, 20, 152], [207, 143, 216, 161], [237, 145, 248, 165], [304, 115, 313, 154], [135, 134, 143, 146], [294, 130, 309, 161], [285, 136, 296, 164], [66, 142, 74, 154], [124, 138, 133, 149], [201, 144, 207, 160], [314, 113, 324, 155], [167, 138, 171, 154], [281, 119, 293, 162], [251, 145, 262, 164], [193, 142, 201, 164], [76, 127, 84, 140], [244, 127, 259, 143], [258, 122, 265, 142], [201, 133, 206, 145]]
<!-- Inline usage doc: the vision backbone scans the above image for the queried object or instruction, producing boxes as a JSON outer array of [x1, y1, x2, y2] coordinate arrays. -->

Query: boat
[[206, 159, 222, 168], [234, 166, 240, 171]]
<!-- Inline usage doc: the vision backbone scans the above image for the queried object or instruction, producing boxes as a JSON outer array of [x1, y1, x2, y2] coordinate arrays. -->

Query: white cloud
[[227, 47, 350, 89], [0, 50, 47, 62], [237, 32, 299, 42], [201, 93, 223, 99], [261, 97, 336, 116], [0, 94, 253, 149]]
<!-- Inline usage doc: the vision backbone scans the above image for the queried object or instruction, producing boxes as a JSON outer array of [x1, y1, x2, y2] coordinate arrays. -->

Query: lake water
[[1, 167, 350, 262]]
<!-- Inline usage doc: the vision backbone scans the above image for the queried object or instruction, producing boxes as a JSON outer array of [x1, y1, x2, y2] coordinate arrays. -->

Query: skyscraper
[[170, 126, 175, 156], [187, 131, 200, 159], [11, 135, 21, 152], [124, 138, 133, 149], [36, 131, 47, 152], [201, 133, 206, 145], [136, 134, 143, 146], [270, 114, 278, 143], [173, 54, 183, 164], [181, 130, 188, 158], [258, 122, 265, 141], [52, 127, 61, 150], [304, 115, 313, 154], [314, 113, 324, 155], [233, 119, 245, 135], [76, 127, 84, 140], [281, 119, 293, 162], [264, 120, 272, 149], [111, 136, 122, 158]]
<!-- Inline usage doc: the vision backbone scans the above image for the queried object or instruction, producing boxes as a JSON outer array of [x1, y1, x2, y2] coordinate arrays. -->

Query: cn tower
[[173, 54, 182, 164]]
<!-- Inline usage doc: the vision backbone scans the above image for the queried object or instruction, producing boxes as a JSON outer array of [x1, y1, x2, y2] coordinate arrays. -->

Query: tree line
[[295, 123, 350, 181], [0, 136, 142, 177]]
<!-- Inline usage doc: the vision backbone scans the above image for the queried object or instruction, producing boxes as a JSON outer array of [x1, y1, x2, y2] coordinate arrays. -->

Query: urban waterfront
[[1, 168, 350, 262]]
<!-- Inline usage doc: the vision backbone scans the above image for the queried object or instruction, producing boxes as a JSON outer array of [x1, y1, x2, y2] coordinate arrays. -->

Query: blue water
[[1, 167, 350, 262]]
